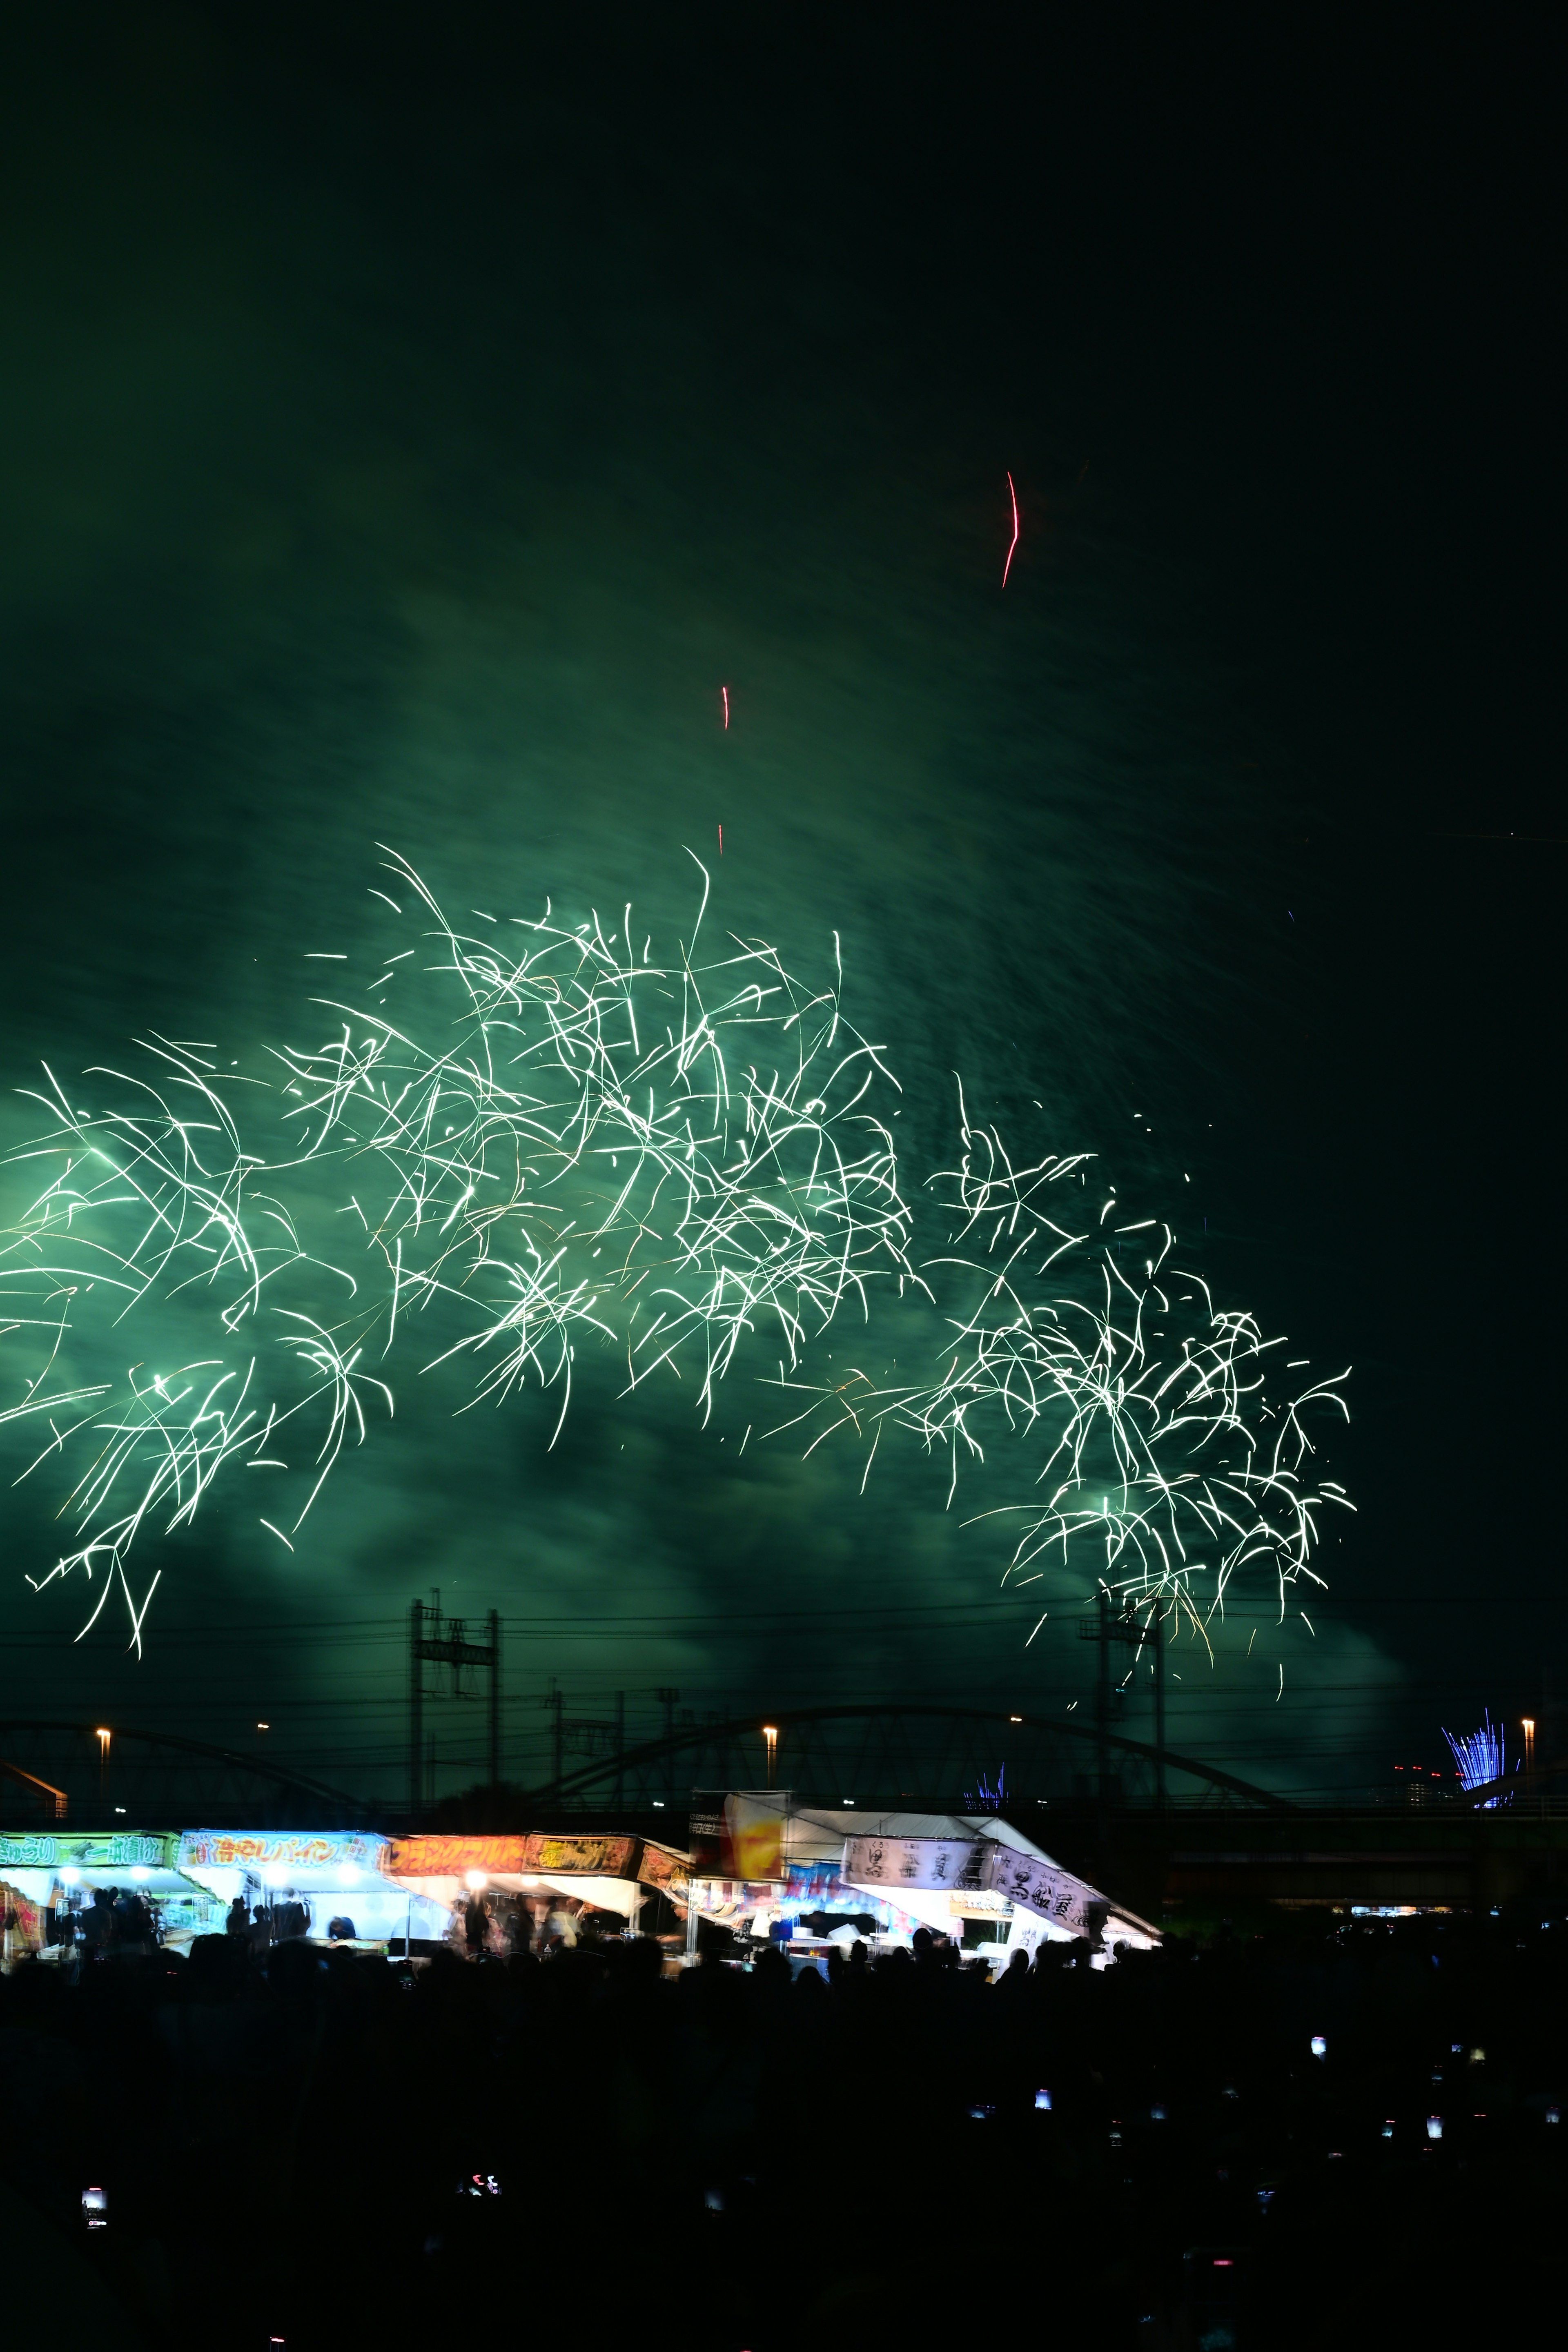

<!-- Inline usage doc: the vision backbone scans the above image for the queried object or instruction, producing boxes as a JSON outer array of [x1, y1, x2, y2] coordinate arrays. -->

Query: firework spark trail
[[1002, 470, 1020, 587], [1443, 1712, 1508, 1807], [768, 1084, 1352, 1639], [0, 855, 916, 1640], [1, 857, 1349, 1655]]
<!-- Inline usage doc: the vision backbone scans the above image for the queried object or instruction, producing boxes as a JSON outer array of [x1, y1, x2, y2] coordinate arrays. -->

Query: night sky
[[0, 13, 1559, 1807]]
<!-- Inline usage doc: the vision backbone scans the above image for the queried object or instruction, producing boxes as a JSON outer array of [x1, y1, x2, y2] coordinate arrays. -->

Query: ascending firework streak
[[768, 1086, 1352, 1643], [1, 856, 1350, 1650], [0, 852, 913, 1644], [1443, 1713, 1508, 1807]]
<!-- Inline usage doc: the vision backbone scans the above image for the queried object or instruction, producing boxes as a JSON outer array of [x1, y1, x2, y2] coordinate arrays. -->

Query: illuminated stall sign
[[383, 1833, 637, 1879], [840, 1835, 987, 1895], [177, 1831, 379, 1873], [842, 1834, 1106, 1936], [0, 1832, 167, 1872], [636, 1842, 690, 1898], [981, 1847, 1100, 1938], [687, 1796, 785, 1882]]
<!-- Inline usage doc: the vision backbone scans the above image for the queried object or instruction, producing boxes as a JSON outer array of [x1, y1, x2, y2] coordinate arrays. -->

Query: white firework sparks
[[1, 855, 1350, 1657], [0, 852, 913, 1642], [769, 1084, 1352, 1640]]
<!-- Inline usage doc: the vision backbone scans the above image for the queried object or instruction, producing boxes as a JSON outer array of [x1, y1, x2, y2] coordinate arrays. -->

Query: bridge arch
[[0, 1721, 371, 1828], [530, 1701, 1296, 1813]]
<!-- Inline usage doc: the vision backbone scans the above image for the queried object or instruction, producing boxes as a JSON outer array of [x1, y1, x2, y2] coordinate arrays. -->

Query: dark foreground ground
[[3, 1909, 1567, 2348]]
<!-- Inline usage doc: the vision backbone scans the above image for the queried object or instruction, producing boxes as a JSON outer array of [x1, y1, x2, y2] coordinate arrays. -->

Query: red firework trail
[[1002, 471, 1019, 587], [722, 686, 730, 728]]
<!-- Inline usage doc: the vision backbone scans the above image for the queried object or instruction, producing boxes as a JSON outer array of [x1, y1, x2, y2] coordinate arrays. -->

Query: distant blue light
[[1442, 1712, 1508, 1806]]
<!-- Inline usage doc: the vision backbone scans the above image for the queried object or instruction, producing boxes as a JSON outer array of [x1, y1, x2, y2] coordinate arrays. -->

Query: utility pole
[[488, 1608, 502, 1792], [1079, 1593, 1168, 1837], [1075, 1594, 1114, 1854], [1152, 1606, 1166, 1813], [546, 1680, 564, 1791], [409, 1597, 503, 1818], [1096, 1588, 1111, 1842], [615, 1691, 626, 1814], [409, 1600, 423, 1820], [655, 1688, 680, 1809]]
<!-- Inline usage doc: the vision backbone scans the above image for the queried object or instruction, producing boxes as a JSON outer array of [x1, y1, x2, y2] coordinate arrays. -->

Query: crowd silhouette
[[1, 1903, 1566, 2346]]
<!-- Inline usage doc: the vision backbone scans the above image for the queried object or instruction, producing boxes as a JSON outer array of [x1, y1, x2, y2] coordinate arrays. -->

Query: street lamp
[[96, 1728, 110, 1809], [762, 1725, 778, 1788], [1523, 1717, 1536, 1781]]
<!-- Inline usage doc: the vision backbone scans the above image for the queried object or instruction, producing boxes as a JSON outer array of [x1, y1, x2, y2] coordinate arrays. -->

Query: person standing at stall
[[543, 1899, 578, 1954], [82, 1887, 116, 1956]]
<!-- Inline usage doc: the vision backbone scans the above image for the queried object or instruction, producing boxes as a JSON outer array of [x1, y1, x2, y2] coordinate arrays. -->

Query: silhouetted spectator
[[994, 1946, 1031, 2000], [82, 1887, 116, 1952]]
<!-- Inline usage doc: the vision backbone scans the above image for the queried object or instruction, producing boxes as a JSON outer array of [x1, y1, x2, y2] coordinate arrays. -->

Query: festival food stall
[[683, 1796, 913, 1958], [176, 1829, 439, 1946], [0, 1829, 219, 1962], [679, 1803, 1159, 1965], [379, 1831, 690, 1952], [833, 1810, 1160, 1960]]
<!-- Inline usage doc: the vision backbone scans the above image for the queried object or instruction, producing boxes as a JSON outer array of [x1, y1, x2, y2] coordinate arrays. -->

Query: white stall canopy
[[785, 1809, 1158, 1949]]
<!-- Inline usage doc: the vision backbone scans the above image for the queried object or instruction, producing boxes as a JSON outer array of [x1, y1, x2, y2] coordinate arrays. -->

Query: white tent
[[785, 1807, 1158, 1953]]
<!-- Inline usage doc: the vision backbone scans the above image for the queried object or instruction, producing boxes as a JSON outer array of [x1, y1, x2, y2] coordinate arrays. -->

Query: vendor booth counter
[[176, 1829, 448, 1948], [4, 1812, 1157, 1974], [681, 1808, 1160, 1969], [1, 1830, 217, 1962], [0, 1827, 450, 1967], [380, 1832, 691, 1953]]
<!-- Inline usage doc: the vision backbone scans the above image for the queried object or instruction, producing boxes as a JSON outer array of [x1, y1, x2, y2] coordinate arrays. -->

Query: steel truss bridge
[[525, 1701, 1296, 1815], [2, 1705, 1292, 1832]]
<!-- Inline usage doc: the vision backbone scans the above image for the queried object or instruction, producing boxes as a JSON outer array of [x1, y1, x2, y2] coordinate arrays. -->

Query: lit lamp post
[[96, 1727, 111, 1810], [1523, 1716, 1536, 1787], [762, 1724, 778, 1789]]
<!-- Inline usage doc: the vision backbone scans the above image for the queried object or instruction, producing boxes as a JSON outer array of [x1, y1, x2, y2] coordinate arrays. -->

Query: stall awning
[[837, 1819, 1160, 1945]]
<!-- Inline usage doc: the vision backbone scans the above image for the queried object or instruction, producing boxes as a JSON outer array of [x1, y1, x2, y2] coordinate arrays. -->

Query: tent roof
[[786, 1809, 1056, 1866]]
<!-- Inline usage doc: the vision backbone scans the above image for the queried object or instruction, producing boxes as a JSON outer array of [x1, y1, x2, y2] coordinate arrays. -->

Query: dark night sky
[[0, 10, 1560, 1805]]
